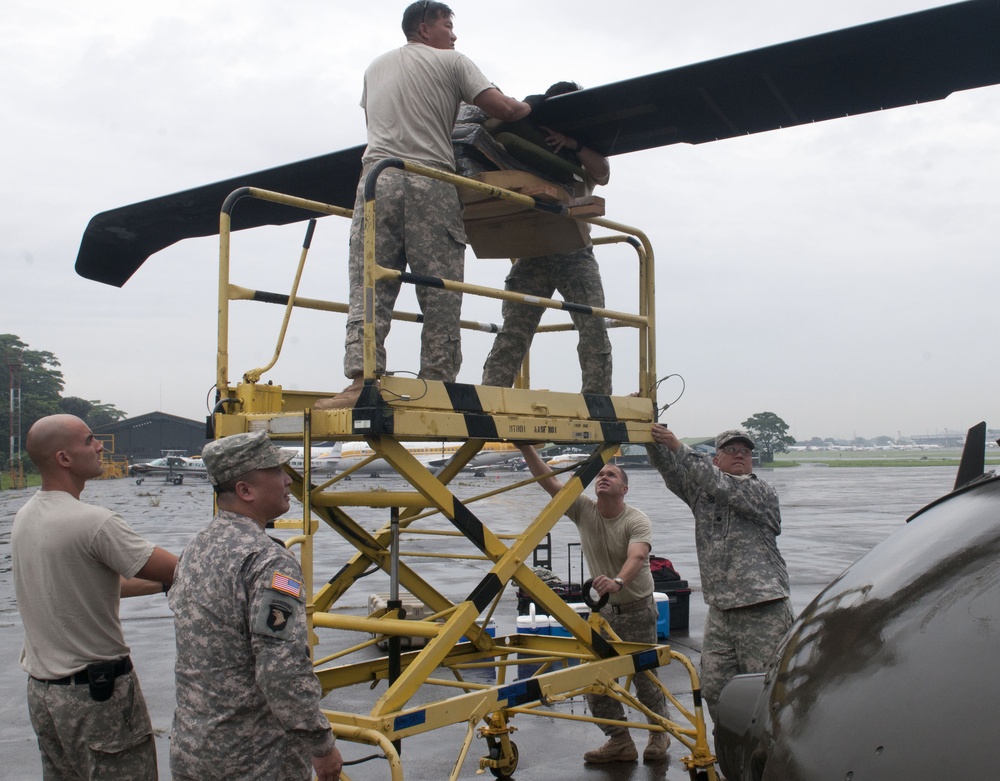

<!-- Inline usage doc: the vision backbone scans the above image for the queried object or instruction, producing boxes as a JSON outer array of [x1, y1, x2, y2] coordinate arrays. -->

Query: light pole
[[7, 356, 24, 489]]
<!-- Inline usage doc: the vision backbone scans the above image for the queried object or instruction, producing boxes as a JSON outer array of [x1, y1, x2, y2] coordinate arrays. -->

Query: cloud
[[4, 0, 998, 439]]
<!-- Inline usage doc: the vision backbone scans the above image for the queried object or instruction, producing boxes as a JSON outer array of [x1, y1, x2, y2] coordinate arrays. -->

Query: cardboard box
[[460, 171, 604, 259], [367, 592, 431, 650]]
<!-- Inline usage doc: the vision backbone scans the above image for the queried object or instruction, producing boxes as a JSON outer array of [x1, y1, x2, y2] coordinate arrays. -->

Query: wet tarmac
[[0, 465, 959, 780]]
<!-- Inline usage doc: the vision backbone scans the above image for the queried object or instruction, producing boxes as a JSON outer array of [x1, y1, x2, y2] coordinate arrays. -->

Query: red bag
[[649, 555, 681, 582]]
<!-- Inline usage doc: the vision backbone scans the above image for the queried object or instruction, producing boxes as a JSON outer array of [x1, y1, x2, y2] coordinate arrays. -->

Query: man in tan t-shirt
[[518, 445, 671, 764], [317, 1, 534, 409], [12, 414, 177, 779]]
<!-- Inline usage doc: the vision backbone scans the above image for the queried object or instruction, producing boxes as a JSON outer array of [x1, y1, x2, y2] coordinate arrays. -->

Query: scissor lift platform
[[212, 378, 717, 780], [209, 168, 718, 779]]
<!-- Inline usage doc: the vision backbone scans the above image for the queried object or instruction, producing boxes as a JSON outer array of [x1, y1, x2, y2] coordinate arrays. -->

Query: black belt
[[32, 656, 132, 686], [610, 595, 655, 615]]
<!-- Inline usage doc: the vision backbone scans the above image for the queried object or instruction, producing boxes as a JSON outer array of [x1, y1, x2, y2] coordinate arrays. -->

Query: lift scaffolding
[[210, 160, 719, 780]]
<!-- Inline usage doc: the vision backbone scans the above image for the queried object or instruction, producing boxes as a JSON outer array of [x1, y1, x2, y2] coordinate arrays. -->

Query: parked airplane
[[281, 442, 342, 474], [338, 441, 525, 477], [131, 452, 208, 485], [545, 452, 591, 469]]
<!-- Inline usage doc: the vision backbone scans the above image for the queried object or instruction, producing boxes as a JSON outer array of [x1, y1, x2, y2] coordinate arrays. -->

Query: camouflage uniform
[[590, 600, 667, 733], [169, 510, 335, 781], [481, 246, 612, 395], [27, 673, 155, 780], [646, 442, 793, 723], [343, 164, 466, 382]]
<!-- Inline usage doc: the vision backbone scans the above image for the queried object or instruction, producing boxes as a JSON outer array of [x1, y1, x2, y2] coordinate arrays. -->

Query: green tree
[[1, 335, 127, 471], [742, 411, 796, 464], [58, 397, 128, 428], [1, 334, 65, 469]]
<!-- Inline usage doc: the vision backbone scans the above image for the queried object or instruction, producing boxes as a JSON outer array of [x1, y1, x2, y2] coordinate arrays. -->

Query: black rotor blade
[[75, 146, 363, 287], [534, 0, 1000, 155], [76, 0, 1000, 288]]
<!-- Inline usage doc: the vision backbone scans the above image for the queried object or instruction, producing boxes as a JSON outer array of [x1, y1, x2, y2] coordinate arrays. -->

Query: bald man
[[12, 414, 178, 780]]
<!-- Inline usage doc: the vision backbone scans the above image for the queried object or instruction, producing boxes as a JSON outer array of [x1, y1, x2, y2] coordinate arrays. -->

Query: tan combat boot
[[583, 732, 638, 764], [643, 730, 670, 762], [314, 377, 366, 410]]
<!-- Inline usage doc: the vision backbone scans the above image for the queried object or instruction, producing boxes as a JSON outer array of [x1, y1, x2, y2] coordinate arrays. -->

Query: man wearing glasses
[[646, 425, 793, 727]]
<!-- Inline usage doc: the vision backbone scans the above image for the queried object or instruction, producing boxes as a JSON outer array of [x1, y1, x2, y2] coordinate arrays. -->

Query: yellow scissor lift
[[210, 159, 719, 781]]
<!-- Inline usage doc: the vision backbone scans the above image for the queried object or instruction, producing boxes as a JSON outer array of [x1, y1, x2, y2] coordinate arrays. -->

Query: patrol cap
[[202, 431, 293, 486], [715, 429, 755, 451]]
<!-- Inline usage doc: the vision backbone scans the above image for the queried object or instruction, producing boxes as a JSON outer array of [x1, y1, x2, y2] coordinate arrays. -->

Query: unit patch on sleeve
[[253, 592, 301, 640]]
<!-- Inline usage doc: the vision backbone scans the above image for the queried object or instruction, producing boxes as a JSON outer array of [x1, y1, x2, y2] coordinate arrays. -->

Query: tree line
[[1, 334, 127, 471]]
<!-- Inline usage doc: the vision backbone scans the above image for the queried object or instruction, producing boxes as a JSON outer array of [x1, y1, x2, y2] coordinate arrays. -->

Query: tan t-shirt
[[12, 490, 154, 678], [361, 41, 496, 171], [567, 494, 655, 604]]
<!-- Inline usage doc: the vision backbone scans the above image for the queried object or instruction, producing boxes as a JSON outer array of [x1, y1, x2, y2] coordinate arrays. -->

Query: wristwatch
[[613, 577, 624, 590]]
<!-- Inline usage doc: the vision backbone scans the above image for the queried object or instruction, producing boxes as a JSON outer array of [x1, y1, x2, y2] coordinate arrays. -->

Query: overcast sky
[[4, 0, 998, 442]]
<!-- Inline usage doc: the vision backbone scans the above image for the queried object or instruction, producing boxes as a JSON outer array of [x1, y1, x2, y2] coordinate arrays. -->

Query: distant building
[[93, 411, 210, 462], [910, 431, 967, 448]]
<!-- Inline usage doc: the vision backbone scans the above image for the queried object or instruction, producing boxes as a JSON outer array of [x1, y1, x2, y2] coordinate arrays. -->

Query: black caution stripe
[[497, 678, 543, 708], [443, 383, 500, 440], [466, 573, 504, 614]]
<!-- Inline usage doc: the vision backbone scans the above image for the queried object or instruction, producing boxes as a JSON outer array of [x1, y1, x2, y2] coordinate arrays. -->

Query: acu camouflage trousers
[[344, 165, 466, 382], [590, 598, 669, 736], [27, 672, 156, 780], [481, 246, 612, 395], [701, 597, 795, 725]]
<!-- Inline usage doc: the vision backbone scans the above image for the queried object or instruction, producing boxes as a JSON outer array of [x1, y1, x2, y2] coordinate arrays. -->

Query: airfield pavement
[[0, 464, 961, 780]]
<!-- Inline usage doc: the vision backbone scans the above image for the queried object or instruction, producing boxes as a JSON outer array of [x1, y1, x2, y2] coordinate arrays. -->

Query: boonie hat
[[715, 429, 755, 451], [202, 431, 293, 486]]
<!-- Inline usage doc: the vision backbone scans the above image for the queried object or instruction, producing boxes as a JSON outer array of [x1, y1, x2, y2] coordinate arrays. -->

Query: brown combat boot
[[314, 378, 367, 410], [583, 733, 638, 764], [643, 730, 670, 762]]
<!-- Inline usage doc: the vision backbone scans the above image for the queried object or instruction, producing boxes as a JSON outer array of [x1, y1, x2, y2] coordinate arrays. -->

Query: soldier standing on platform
[[317, 1, 533, 409], [481, 81, 613, 395]]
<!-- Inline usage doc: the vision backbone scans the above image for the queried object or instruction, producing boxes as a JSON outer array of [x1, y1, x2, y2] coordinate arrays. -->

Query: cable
[[652, 374, 685, 419], [381, 370, 427, 403]]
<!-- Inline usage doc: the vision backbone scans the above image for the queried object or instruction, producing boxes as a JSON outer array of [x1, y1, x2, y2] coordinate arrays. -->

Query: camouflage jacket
[[647, 443, 790, 610], [169, 510, 335, 780]]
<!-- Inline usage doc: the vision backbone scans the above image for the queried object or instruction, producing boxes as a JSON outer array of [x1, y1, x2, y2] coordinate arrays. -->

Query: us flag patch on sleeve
[[270, 572, 303, 598]]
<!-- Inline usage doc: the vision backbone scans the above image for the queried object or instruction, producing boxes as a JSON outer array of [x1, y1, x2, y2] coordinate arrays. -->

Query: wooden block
[[569, 197, 606, 219], [463, 199, 531, 221], [458, 170, 571, 205]]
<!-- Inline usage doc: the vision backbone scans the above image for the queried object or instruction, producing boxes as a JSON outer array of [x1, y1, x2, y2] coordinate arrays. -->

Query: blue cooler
[[516, 611, 551, 636], [550, 603, 588, 637], [653, 592, 670, 640]]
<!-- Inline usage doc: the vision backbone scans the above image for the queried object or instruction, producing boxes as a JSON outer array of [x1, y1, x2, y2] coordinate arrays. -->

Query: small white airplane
[[280, 443, 342, 474], [131, 452, 208, 485], [337, 441, 525, 477], [544, 452, 591, 469]]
